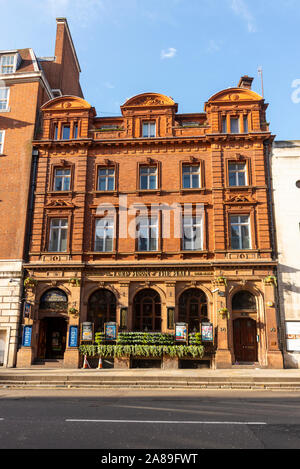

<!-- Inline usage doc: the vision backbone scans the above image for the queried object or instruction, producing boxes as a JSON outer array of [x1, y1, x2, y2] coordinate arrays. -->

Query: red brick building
[[18, 77, 283, 369], [0, 18, 82, 367]]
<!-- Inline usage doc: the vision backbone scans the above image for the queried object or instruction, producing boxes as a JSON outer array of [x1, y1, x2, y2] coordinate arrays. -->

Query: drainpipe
[[264, 141, 283, 354], [17, 148, 39, 353]]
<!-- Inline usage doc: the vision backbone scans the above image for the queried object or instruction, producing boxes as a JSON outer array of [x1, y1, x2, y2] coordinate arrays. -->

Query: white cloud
[[44, 0, 105, 26], [103, 82, 115, 89], [161, 47, 177, 60], [230, 0, 256, 33], [207, 39, 222, 53]]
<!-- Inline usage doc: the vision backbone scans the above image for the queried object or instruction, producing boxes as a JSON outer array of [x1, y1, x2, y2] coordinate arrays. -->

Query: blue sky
[[1, 0, 300, 140]]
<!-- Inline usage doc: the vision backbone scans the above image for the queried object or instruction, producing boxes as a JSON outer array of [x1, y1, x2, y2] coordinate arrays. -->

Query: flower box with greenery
[[215, 276, 227, 286], [69, 307, 79, 316], [263, 275, 277, 286], [218, 307, 230, 319], [24, 277, 37, 289], [68, 278, 80, 287], [79, 331, 205, 360]]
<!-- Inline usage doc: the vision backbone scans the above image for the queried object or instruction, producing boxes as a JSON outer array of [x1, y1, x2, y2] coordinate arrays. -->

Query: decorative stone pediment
[[207, 88, 263, 104], [122, 93, 176, 108], [225, 194, 256, 204], [42, 96, 92, 111], [45, 199, 74, 208]]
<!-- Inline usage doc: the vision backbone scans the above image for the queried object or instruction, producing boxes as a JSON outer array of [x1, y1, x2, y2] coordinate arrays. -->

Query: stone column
[[214, 281, 233, 369], [63, 281, 81, 369], [264, 282, 284, 368]]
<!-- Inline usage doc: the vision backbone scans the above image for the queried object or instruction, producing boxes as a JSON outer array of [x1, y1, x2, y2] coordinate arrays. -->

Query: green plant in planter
[[216, 276, 227, 287], [264, 275, 277, 286], [69, 278, 80, 287], [24, 277, 37, 289], [69, 307, 78, 316], [218, 307, 230, 319]]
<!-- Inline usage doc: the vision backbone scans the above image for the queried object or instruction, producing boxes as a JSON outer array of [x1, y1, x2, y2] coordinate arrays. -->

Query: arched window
[[179, 288, 208, 332], [232, 291, 256, 311], [39, 288, 68, 311], [87, 289, 117, 332], [133, 289, 161, 332]]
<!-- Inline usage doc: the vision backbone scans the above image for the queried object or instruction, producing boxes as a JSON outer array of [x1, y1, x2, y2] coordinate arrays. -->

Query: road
[[0, 388, 300, 449]]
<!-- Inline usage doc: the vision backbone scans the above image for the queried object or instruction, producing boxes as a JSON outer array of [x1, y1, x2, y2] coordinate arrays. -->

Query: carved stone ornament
[[45, 200, 74, 208], [225, 194, 256, 204]]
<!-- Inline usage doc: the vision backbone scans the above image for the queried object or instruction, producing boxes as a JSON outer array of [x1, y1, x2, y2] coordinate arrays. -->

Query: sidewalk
[[0, 367, 300, 390]]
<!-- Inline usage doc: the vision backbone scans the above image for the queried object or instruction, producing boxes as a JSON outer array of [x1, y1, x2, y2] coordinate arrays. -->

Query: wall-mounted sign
[[167, 307, 175, 329], [120, 307, 128, 329], [22, 326, 32, 347], [175, 323, 188, 343], [286, 322, 300, 352], [23, 302, 32, 319], [69, 326, 78, 348], [81, 322, 93, 342], [105, 322, 118, 341], [201, 323, 213, 342]]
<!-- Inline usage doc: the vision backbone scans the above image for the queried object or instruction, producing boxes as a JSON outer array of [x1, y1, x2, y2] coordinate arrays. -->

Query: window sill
[[0, 107, 10, 113], [136, 189, 161, 196], [180, 188, 206, 194], [93, 190, 118, 196], [48, 191, 73, 195]]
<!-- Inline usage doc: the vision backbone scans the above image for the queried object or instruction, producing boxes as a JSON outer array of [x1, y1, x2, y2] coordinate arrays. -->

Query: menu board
[[175, 323, 188, 343], [81, 322, 93, 342], [201, 323, 213, 342], [286, 322, 300, 352], [105, 322, 118, 341]]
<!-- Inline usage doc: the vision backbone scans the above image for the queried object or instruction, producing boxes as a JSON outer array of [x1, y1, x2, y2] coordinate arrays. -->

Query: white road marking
[[65, 419, 267, 425]]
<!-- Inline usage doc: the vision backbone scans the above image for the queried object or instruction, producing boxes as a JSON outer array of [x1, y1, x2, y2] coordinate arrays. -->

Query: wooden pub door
[[233, 318, 258, 363]]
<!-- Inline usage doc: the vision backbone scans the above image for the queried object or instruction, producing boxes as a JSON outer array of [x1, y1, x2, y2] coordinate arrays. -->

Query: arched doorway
[[178, 288, 208, 332], [87, 289, 117, 332], [133, 289, 161, 332], [232, 291, 258, 363], [38, 289, 68, 360]]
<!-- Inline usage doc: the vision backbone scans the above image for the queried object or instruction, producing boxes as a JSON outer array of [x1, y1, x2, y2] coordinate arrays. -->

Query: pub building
[[17, 76, 284, 369]]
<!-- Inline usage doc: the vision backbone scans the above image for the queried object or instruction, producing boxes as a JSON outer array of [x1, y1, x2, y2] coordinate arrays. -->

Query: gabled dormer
[[205, 76, 269, 135], [120, 93, 178, 138], [0, 51, 21, 75]]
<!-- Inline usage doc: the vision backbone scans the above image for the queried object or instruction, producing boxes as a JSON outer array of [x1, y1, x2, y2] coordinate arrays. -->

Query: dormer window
[[0, 53, 20, 74], [142, 121, 156, 138]]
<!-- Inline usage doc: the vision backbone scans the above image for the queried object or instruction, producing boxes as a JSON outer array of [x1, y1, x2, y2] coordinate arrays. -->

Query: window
[[142, 121, 156, 138], [54, 125, 58, 140], [182, 216, 203, 251], [54, 168, 71, 191], [230, 117, 240, 133], [48, 218, 68, 252], [182, 164, 200, 189], [73, 123, 78, 139], [134, 289, 161, 332], [0, 88, 9, 110], [0, 55, 15, 74], [137, 217, 158, 251], [61, 125, 70, 140], [243, 115, 248, 133], [94, 218, 114, 252], [0, 130, 4, 154], [228, 162, 247, 186], [140, 166, 157, 190], [230, 215, 251, 250], [222, 117, 227, 133], [97, 167, 115, 191]]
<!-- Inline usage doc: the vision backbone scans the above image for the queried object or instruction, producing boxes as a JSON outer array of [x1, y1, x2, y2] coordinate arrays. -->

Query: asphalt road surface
[[0, 388, 300, 449]]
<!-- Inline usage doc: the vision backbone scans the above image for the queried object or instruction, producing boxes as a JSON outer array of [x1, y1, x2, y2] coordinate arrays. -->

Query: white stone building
[[272, 141, 300, 368]]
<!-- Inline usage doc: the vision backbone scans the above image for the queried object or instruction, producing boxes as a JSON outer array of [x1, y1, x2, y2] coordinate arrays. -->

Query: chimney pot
[[238, 75, 254, 90]]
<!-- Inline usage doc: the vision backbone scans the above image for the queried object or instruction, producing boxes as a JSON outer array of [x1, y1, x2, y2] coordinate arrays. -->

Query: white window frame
[[94, 217, 115, 252], [182, 164, 201, 189], [228, 162, 248, 187], [0, 87, 10, 111], [54, 168, 71, 191], [48, 218, 68, 252], [139, 166, 157, 190], [182, 216, 203, 251], [230, 215, 251, 250], [0, 130, 5, 154], [98, 167, 115, 191], [137, 216, 158, 252], [142, 121, 156, 138], [0, 54, 19, 74]]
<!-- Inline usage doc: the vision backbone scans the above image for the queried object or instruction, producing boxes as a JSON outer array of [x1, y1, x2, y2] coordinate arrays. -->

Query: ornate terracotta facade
[[17, 78, 284, 369]]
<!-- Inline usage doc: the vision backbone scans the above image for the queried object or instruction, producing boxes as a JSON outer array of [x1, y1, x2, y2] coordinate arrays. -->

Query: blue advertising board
[[22, 326, 32, 347], [68, 326, 78, 348]]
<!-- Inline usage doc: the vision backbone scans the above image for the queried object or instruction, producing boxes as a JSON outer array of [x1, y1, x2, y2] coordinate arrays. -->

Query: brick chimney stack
[[238, 75, 254, 90]]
